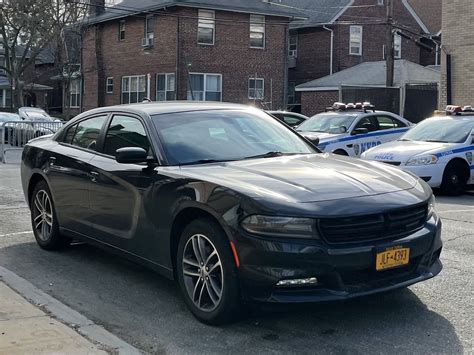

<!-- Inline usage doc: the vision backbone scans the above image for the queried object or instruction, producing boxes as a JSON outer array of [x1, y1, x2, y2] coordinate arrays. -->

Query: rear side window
[[376, 116, 406, 130], [70, 116, 107, 151], [63, 125, 77, 144], [103, 115, 151, 156], [282, 115, 305, 127]]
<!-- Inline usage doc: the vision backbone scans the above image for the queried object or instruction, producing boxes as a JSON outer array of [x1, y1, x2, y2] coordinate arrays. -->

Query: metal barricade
[[1, 120, 65, 163]]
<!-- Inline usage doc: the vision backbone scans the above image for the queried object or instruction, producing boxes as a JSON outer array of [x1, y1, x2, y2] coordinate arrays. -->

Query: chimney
[[89, 0, 105, 17]]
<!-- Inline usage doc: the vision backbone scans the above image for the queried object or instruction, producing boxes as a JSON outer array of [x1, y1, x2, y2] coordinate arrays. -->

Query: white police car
[[362, 106, 474, 195], [297, 102, 413, 157]]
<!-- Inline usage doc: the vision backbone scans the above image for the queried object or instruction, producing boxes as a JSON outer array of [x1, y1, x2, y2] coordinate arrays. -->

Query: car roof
[[427, 115, 474, 122], [75, 102, 256, 120]]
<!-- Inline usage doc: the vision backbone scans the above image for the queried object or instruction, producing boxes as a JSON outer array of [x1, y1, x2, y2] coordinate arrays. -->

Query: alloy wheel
[[182, 234, 224, 312], [32, 190, 53, 241]]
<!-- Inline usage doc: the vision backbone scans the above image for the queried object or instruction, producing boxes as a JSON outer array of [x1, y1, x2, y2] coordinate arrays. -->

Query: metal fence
[[1, 121, 64, 163]]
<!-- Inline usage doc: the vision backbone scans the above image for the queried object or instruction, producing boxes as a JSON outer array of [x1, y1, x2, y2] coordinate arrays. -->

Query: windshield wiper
[[179, 159, 236, 166], [398, 138, 412, 141], [243, 151, 302, 160], [424, 139, 449, 143]]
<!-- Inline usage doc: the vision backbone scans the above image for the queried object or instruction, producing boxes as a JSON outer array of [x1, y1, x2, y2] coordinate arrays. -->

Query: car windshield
[[296, 113, 357, 134], [0, 114, 21, 122], [400, 118, 474, 143], [152, 109, 316, 165]]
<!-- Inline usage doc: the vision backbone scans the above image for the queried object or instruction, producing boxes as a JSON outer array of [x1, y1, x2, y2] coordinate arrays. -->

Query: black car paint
[[21, 104, 442, 303]]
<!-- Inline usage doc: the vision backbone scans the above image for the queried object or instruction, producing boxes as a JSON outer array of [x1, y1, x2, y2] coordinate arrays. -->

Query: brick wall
[[439, 0, 474, 108], [300, 90, 339, 117], [82, 7, 288, 112]]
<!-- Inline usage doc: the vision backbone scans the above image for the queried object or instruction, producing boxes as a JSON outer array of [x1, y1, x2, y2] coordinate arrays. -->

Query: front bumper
[[400, 164, 446, 188], [234, 215, 442, 303]]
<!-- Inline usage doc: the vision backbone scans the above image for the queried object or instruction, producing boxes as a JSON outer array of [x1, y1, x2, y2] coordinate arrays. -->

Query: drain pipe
[[323, 26, 334, 75]]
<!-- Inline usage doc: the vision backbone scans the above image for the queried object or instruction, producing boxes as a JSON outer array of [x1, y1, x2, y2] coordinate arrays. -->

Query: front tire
[[441, 161, 468, 195], [176, 218, 241, 325], [31, 181, 69, 250]]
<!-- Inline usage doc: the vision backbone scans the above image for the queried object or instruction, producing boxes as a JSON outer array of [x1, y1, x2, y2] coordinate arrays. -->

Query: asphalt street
[[0, 162, 472, 354]]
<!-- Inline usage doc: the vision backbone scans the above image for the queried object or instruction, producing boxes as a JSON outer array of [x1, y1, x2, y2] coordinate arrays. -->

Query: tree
[[0, 0, 86, 110]]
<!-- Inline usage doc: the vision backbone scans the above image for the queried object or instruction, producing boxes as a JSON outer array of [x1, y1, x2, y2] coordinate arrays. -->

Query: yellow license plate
[[376, 247, 410, 271]]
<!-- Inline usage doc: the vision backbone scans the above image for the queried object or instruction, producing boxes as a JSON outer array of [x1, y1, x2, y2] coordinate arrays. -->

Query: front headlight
[[240, 215, 318, 239], [427, 194, 437, 220], [406, 155, 438, 166]]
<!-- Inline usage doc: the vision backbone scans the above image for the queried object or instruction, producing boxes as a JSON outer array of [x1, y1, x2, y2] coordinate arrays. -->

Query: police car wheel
[[333, 149, 348, 156], [441, 161, 468, 195]]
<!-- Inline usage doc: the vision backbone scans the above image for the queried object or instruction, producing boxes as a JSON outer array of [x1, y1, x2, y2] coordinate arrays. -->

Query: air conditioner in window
[[142, 36, 154, 48]]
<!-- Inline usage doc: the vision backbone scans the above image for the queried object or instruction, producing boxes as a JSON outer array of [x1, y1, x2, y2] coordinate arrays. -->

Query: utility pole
[[386, 0, 394, 87]]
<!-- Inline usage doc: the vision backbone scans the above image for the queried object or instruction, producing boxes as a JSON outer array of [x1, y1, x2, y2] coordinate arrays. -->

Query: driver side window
[[68, 115, 107, 151], [103, 115, 151, 157]]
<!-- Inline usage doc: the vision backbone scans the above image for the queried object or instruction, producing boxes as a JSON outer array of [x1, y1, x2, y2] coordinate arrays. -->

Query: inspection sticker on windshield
[[376, 247, 410, 271]]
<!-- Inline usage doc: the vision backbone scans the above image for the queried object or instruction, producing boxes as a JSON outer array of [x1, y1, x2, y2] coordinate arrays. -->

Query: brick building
[[287, 0, 441, 112], [439, 0, 474, 108], [74, 0, 301, 115]]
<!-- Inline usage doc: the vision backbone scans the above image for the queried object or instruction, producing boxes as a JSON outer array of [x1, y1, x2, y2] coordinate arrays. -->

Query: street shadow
[[0, 241, 464, 354]]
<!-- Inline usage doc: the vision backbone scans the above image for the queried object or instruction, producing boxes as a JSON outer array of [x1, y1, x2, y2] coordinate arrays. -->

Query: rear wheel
[[31, 181, 69, 250], [176, 218, 241, 325], [441, 161, 468, 195]]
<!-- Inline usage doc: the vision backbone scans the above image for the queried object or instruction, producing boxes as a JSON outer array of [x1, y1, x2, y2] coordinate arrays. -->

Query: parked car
[[21, 102, 442, 325], [0, 112, 21, 144], [362, 106, 474, 195], [13, 107, 63, 145], [266, 111, 308, 128], [296, 102, 413, 157]]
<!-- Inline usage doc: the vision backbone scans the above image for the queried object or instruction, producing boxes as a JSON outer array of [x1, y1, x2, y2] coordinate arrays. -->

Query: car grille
[[318, 203, 428, 244], [381, 161, 401, 166]]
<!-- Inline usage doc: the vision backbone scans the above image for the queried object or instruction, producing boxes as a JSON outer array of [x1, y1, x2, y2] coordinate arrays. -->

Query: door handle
[[48, 157, 56, 166], [89, 171, 100, 182]]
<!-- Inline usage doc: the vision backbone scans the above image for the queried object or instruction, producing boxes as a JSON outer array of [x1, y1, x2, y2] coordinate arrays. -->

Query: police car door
[[374, 115, 409, 144], [350, 116, 381, 157]]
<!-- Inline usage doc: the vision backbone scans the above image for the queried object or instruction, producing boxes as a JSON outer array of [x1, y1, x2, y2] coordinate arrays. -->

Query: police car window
[[401, 119, 474, 143], [297, 114, 356, 134], [355, 117, 377, 132], [376, 116, 405, 130], [283, 115, 304, 126]]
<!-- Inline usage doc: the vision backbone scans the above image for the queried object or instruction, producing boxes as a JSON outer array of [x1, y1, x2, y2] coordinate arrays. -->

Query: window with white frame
[[143, 16, 154, 47], [349, 26, 363, 55], [248, 78, 264, 100], [198, 10, 215, 45], [156, 73, 176, 101], [121, 75, 147, 104], [394, 34, 401, 59], [106, 77, 114, 93], [187, 73, 222, 101], [119, 20, 125, 41], [250, 15, 265, 48], [69, 79, 81, 108], [289, 34, 297, 57]]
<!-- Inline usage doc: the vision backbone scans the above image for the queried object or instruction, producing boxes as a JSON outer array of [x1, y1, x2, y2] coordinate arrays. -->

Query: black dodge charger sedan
[[21, 102, 442, 324]]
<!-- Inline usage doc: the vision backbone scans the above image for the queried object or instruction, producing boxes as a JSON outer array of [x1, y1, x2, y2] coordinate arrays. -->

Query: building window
[[250, 15, 265, 48], [119, 20, 125, 41], [121, 75, 147, 104], [377, 0, 384, 5], [156, 73, 176, 101], [287, 82, 296, 105], [69, 79, 81, 108], [106, 77, 114, 93], [248, 78, 264, 100], [198, 10, 215, 45], [142, 16, 154, 47], [187, 73, 222, 101], [394, 34, 401, 59], [289, 34, 297, 57], [349, 26, 363, 56]]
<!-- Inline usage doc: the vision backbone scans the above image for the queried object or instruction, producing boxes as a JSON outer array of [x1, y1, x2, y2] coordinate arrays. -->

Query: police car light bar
[[326, 102, 375, 113], [446, 105, 474, 115]]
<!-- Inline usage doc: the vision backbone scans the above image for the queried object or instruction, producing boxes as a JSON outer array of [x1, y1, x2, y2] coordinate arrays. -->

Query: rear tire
[[441, 161, 468, 196], [333, 149, 348, 156], [30, 180, 70, 250], [176, 218, 241, 325]]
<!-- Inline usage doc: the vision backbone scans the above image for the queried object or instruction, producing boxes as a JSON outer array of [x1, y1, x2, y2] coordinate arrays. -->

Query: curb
[[0, 266, 141, 355]]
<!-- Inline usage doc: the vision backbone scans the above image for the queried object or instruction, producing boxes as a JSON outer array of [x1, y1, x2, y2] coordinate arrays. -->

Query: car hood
[[298, 132, 344, 142], [167, 154, 419, 203], [362, 141, 457, 163]]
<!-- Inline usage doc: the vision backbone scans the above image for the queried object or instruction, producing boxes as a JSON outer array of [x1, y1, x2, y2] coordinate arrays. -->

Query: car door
[[374, 115, 409, 145], [47, 114, 108, 236], [349, 116, 380, 156], [87, 113, 159, 258]]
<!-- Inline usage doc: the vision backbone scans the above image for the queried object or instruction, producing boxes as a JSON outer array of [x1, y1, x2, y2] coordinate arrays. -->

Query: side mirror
[[115, 147, 149, 164], [352, 127, 369, 135]]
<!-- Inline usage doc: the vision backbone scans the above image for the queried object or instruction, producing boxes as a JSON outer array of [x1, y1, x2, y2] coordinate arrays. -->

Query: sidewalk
[[0, 281, 106, 354]]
